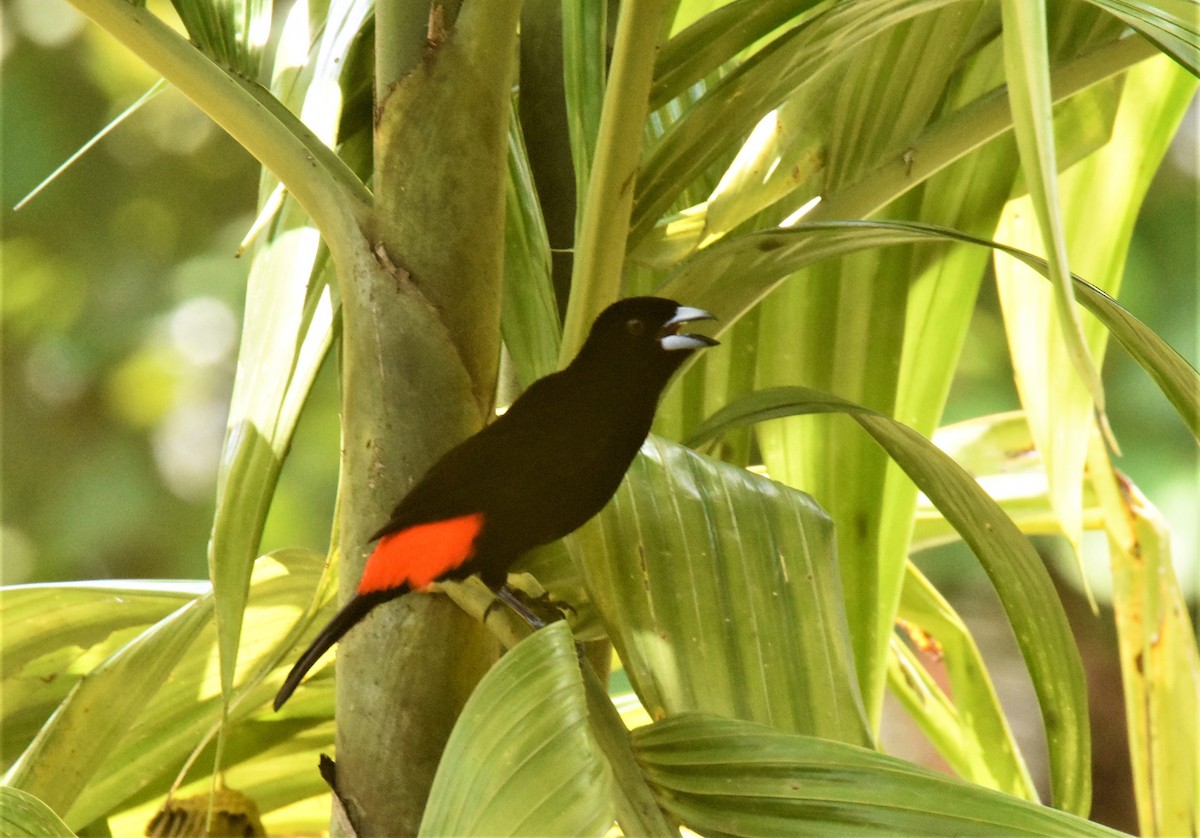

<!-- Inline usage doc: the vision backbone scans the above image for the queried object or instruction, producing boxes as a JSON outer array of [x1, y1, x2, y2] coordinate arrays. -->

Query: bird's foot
[[488, 583, 575, 630]]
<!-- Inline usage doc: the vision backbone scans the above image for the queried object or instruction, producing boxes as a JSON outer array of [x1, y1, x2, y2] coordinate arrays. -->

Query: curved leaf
[[420, 622, 613, 837], [1085, 0, 1200, 75], [633, 713, 1122, 836], [0, 788, 74, 838], [0, 580, 204, 678], [1, 596, 212, 822], [576, 436, 872, 745], [207, 0, 371, 699], [659, 220, 1200, 444], [59, 0, 367, 711], [437, 578, 674, 837], [0, 550, 332, 831], [68, 549, 332, 828], [66, 0, 370, 229], [688, 387, 1090, 814], [0, 581, 204, 763], [891, 562, 1037, 800]]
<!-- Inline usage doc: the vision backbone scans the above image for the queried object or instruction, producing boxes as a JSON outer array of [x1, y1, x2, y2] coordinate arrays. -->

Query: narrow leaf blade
[[1001, 0, 1107, 417]]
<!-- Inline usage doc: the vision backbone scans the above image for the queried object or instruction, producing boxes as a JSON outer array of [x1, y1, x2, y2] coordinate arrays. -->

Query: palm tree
[[2, 1, 1196, 835]]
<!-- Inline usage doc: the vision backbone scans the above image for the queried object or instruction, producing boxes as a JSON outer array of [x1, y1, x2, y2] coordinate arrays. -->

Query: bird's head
[[576, 297, 719, 384]]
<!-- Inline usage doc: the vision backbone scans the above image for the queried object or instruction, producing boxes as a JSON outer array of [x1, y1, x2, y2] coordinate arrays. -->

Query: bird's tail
[[273, 589, 396, 711]]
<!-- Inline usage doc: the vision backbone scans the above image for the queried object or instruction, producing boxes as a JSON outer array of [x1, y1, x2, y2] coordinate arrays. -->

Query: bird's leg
[[491, 584, 548, 629], [484, 584, 592, 663]]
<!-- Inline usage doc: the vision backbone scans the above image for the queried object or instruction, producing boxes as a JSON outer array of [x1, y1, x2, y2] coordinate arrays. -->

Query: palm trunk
[[333, 1, 522, 833]]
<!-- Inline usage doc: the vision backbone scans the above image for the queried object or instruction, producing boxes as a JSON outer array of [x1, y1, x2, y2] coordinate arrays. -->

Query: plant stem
[[561, 0, 674, 361]]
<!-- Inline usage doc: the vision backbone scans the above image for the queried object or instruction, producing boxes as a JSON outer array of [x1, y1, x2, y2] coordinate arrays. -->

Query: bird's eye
[[625, 318, 646, 336]]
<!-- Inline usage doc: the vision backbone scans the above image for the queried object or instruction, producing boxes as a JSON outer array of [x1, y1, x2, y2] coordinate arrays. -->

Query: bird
[[273, 297, 718, 710]]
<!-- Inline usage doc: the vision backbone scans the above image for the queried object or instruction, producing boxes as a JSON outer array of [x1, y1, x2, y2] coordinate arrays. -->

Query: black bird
[[274, 297, 718, 709]]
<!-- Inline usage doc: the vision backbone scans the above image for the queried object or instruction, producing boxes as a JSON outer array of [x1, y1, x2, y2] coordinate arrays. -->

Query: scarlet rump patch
[[358, 512, 486, 594]]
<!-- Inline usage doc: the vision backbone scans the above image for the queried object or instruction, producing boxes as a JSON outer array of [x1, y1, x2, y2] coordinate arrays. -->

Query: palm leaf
[[994, 53, 1197, 569], [0, 788, 74, 838], [576, 436, 872, 745], [1087, 437, 1200, 836], [2, 597, 213, 823], [689, 387, 1090, 813], [891, 563, 1037, 799], [0, 580, 204, 765], [0, 550, 331, 830], [633, 713, 1122, 836], [1001, 0, 1107, 421], [502, 101, 561, 386], [421, 622, 613, 836], [659, 220, 1200, 443]]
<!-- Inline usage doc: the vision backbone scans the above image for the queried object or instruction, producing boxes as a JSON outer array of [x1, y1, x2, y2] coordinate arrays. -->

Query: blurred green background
[[2, 0, 343, 585], [2, 0, 1195, 599]]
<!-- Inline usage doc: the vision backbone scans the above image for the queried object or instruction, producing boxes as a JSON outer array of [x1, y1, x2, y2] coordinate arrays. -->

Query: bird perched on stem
[[274, 296, 718, 710]]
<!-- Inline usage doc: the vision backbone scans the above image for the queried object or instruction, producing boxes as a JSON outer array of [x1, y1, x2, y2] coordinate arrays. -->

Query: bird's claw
[[490, 584, 575, 629]]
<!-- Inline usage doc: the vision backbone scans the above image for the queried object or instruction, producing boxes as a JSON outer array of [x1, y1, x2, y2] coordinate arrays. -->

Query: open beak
[[659, 305, 719, 351]]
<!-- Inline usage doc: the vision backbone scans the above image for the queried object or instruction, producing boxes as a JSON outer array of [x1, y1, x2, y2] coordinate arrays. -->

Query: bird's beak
[[659, 305, 720, 351]]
